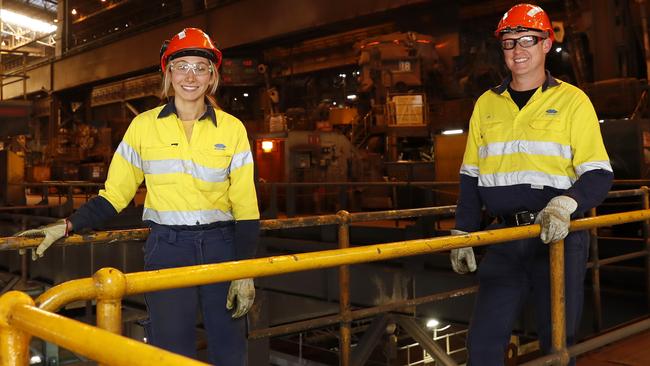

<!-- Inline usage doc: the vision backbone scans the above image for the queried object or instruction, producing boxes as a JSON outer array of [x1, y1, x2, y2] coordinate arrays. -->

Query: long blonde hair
[[161, 59, 220, 108]]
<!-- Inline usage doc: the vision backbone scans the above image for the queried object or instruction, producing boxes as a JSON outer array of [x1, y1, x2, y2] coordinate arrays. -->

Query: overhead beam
[[2, 0, 430, 98]]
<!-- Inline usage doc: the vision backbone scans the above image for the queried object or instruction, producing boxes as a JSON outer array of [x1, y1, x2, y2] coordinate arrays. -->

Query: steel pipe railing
[[0, 291, 208, 366], [1, 189, 649, 365], [21, 209, 650, 366]]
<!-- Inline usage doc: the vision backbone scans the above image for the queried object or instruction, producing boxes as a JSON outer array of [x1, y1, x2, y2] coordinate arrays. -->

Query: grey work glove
[[15, 219, 68, 261], [226, 278, 255, 318], [535, 195, 578, 244], [449, 229, 477, 274]]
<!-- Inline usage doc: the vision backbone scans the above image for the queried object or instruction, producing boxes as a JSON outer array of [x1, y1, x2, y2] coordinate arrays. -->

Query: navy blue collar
[[157, 97, 217, 126], [491, 70, 560, 95]]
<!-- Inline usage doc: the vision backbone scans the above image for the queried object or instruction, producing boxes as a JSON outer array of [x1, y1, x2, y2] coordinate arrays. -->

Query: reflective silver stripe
[[143, 207, 234, 225], [460, 164, 479, 177], [142, 159, 229, 182], [230, 150, 253, 171], [478, 171, 574, 189], [575, 161, 613, 176], [116, 141, 143, 170], [478, 140, 572, 159]]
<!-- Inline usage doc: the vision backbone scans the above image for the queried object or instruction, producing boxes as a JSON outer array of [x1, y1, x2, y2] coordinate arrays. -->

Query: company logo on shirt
[[545, 109, 559, 116], [214, 143, 227, 150]]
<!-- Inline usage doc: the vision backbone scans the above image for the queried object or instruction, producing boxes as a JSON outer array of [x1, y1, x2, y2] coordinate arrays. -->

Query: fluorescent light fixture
[[346, 94, 357, 100], [426, 319, 439, 328], [261, 140, 274, 153], [442, 129, 463, 135], [243, 93, 249, 97], [0, 9, 57, 33]]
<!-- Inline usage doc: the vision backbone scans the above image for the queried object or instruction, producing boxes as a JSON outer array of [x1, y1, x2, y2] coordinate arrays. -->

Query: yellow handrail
[[0, 291, 208, 366], [4, 206, 650, 365], [35, 209, 650, 311]]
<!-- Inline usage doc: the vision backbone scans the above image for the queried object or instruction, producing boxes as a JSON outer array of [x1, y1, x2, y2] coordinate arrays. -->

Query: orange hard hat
[[495, 4, 554, 42], [160, 28, 222, 71]]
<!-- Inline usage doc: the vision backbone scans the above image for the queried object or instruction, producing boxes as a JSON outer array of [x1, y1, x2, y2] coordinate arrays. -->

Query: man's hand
[[226, 278, 255, 318], [536, 196, 578, 244], [15, 219, 68, 260], [449, 229, 477, 274]]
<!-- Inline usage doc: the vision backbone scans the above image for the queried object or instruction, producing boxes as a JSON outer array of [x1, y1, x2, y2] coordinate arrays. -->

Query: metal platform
[[578, 330, 650, 365]]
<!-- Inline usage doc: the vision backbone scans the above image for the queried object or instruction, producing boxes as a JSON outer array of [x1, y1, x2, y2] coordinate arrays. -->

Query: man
[[449, 4, 613, 365]]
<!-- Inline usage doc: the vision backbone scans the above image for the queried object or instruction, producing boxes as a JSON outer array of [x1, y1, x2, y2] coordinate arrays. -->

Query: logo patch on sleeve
[[214, 143, 226, 150]]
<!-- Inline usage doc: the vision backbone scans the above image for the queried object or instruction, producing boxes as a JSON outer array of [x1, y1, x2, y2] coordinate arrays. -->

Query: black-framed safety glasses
[[501, 35, 546, 50]]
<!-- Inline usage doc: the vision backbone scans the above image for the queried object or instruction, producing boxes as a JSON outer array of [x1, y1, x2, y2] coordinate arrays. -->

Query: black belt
[[497, 211, 539, 226]]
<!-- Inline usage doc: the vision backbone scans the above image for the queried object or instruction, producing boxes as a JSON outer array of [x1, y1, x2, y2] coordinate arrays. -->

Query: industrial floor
[[577, 330, 650, 365]]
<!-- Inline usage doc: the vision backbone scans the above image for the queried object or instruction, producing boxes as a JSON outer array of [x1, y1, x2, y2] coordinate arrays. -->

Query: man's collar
[[157, 97, 217, 125], [491, 70, 560, 94]]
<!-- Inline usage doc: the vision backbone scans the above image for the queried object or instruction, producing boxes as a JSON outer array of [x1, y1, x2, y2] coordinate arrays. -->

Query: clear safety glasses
[[170, 61, 213, 76], [501, 35, 546, 50]]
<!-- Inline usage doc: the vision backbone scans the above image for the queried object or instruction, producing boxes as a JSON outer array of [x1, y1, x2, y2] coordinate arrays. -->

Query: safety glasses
[[170, 61, 213, 76], [501, 35, 546, 50]]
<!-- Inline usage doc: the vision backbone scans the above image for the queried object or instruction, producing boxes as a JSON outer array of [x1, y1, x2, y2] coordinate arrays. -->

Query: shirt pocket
[[141, 146, 180, 186], [528, 117, 567, 132], [479, 119, 506, 142], [527, 117, 569, 143], [191, 149, 233, 191]]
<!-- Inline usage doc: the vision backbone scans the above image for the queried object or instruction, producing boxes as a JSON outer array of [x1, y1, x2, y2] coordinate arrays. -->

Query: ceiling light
[[0, 9, 57, 33], [442, 129, 463, 135], [71, 8, 78, 15]]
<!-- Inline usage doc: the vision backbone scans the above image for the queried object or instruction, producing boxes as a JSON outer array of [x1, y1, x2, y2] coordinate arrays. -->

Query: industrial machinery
[[254, 30, 472, 211]]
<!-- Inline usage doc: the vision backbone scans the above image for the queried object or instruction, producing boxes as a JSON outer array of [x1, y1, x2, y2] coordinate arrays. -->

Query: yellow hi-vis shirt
[[98, 104, 259, 226], [460, 77, 612, 190]]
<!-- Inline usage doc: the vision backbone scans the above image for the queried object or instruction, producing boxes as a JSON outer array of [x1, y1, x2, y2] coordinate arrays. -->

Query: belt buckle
[[514, 211, 535, 226]]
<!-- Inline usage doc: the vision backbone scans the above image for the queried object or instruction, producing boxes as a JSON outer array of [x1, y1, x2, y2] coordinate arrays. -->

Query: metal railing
[[0, 190, 649, 365], [0, 291, 208, 366]]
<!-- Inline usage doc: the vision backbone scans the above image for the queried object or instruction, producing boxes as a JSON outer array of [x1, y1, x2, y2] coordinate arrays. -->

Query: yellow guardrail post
[[549, 239, 569, 366], [0, 291, 32, 366], [337, 210, 351, 366], [94, 268, 126, 335]]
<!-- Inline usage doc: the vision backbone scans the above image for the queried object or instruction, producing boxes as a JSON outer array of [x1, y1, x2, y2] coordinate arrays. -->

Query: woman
[[18, 28, 259, 365]]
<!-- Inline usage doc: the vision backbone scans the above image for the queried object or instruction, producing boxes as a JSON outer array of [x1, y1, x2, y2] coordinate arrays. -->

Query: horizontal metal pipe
[[10, 303, 208, 366], [348, 206, 456, 223], [0, 208, 456, 250], [248, 285, 478, 339], [596, 236, 644, 242], [596, 251, 647, 266], [36, 278, 96, 312], [123, 210, 650, 295], [586, 264, 645, 273], [35, 209, 650, 315], [605, 189, 647, 198]]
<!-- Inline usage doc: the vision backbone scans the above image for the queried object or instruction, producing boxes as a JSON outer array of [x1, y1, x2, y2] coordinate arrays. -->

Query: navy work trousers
[[143, 223, 246, 366], [466, 229, 589, 366]]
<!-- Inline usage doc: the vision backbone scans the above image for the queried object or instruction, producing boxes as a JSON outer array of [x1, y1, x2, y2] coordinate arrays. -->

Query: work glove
[[15, 219, 68, 261], [535, 195, 578, 244], [449, 229, 476, 274], [226, 278, 255, 318]]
